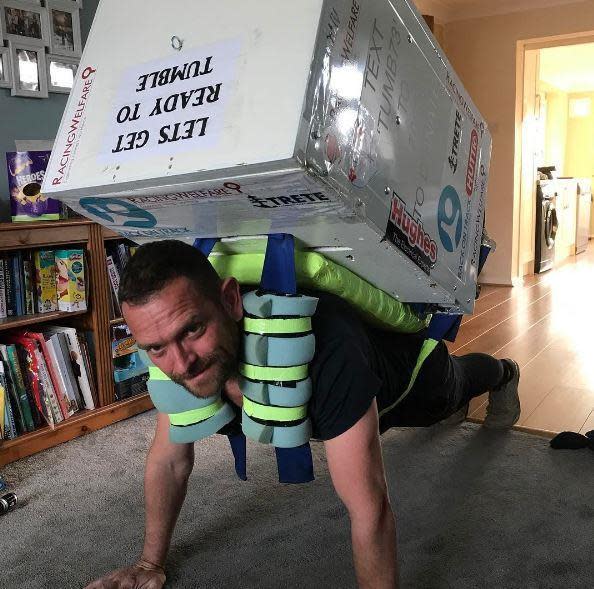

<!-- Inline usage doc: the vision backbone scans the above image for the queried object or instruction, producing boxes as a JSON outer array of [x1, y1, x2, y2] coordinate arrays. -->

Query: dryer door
[[545, 202, 559, 248]]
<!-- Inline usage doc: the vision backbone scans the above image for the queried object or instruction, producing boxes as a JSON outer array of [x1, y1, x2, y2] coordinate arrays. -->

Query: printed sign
[[47, 65, 97, 188], [71, 172, 349, 241], [386, 192, 437, 275], [102, 40, 241, 163]]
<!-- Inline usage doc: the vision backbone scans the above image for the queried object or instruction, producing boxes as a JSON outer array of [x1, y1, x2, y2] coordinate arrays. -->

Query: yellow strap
[[243, 316, 312, 335], [240, 362, 308, 382], [168, 399, 225, 426], [243, 397, 307, 422], [378, 338, 439, 418]]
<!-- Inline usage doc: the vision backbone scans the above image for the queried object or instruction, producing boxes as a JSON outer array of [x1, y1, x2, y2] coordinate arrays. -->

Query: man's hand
[[84, 561, 165, 589]]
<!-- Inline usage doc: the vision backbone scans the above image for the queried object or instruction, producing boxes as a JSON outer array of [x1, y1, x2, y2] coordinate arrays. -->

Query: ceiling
[[540, 43, 594, 93], [413, 0, 587, 23]]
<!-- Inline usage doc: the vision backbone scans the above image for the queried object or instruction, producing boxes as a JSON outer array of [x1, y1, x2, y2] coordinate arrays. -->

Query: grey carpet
[[1, 411, 593, 589]]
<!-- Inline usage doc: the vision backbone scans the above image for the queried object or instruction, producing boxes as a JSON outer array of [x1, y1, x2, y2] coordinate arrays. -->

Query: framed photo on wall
[[46, 0, 81, 57], [0, 0, 50, 47], [8, 40, 48, 97], [0, 46, 12, 88], [46, 52, 77, 93]]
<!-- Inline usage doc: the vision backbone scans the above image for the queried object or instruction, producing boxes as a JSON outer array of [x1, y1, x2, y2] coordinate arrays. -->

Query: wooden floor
[[451, 242, 594, 436]]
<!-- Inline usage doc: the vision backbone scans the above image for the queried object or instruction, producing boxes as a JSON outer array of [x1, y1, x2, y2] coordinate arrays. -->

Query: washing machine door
[[544, 202, 558, 248]]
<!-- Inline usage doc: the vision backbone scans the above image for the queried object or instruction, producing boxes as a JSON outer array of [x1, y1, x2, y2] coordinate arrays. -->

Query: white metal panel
[[43, 0, 324, 194]]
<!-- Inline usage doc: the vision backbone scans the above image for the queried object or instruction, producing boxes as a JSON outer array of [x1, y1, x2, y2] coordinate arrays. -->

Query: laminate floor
[[452, 242, 594, 436]]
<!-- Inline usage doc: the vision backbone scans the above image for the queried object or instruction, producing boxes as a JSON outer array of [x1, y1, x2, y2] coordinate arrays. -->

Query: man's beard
[[170, 347, 238, 398]]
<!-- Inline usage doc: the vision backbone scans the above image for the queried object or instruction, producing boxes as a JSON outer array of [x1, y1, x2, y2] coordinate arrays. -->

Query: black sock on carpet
[[550, 431, 594, 451]]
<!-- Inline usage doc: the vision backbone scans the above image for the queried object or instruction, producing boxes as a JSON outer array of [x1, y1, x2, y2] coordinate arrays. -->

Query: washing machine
[[534, 180, 559, 273]]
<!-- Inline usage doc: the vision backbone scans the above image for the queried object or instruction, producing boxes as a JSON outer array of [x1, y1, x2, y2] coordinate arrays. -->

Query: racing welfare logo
[[438, 185, 463, 253]]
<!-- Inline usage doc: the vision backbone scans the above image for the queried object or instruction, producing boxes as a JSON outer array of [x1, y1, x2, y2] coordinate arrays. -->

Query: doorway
[[516, 34, 594, 279]]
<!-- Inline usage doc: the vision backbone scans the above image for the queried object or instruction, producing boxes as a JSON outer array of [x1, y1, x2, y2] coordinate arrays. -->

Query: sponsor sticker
[[437, 185, 462, 253], [386, 192, 437, 275]]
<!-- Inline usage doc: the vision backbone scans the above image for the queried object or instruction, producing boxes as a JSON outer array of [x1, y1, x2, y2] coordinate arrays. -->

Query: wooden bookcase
[[0, 219, 153, 466]]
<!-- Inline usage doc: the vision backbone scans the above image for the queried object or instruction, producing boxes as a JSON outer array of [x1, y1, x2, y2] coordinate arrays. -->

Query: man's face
[[123, 276, 242, 399]]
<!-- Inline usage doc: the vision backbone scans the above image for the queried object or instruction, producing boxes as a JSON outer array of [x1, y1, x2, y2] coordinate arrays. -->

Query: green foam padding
[[243, 291, 319, 318], [241, 411, 312, 448], [169, 403, 236, 443], [148, 379, 221, 414], [210, 252, 426, 333], [240, 377, 312, 407], [243, 333, 316, 367]]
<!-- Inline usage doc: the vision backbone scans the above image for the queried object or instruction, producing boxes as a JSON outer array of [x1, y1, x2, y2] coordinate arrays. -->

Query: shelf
[[110, 317, 126, 326], [0, 309, 88, 332], [0, 219, 93, 250], [0, 393, 153, 466]]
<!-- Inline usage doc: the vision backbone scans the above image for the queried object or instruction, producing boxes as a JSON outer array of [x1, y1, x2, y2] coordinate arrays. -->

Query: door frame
[[514, 30, 594, 281]]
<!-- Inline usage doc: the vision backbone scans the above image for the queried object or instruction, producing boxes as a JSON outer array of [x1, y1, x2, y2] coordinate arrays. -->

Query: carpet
[[1, 411, 593, 589]]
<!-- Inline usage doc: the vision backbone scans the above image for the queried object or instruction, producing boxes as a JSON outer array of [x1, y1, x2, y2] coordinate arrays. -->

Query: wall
[[0, 0, 99, 222], [544, 90, 569, 174], [441, 2, 594, 284], [565, 92, 594, 178]]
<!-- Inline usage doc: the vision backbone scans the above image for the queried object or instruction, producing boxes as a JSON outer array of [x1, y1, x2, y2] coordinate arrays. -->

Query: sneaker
[[440, 402, 469, 426], [483, 359, 521, 429]]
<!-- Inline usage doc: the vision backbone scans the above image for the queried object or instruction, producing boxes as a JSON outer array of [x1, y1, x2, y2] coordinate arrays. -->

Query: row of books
[[0, 248, 87, 320], [0, 326, 97, 440], [105, 241, 137, 319]]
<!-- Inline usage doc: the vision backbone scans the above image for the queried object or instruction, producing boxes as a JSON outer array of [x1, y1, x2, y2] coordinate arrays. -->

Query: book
[[0, 350, 25, 435], [44, 326, 94, 410], [43, 338, 75, 418], [22, 252, 35, 315], [77, 333, 98, 409], [24, 330, 71, 420], [0, 366, 5, 439], [0, 259, 7, 320], [34, 249, 58, 313], [5, 344, 35, 432], [33, 346, 62, 425], [0, 363, 17, 440], [11, 339, 45, 428], [9, 252, 25, 317], [106, 255, 122, 317], [55, 249, 87, 312], [4, 256, 16, 317], [43, 332, 81, 413]]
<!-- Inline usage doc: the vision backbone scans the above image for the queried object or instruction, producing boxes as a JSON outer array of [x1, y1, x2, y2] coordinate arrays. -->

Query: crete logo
[[466, 129, 478, 197]]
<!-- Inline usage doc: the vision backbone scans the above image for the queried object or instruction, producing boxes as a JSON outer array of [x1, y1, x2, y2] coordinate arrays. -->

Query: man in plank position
[[87, 240, 520, 589]]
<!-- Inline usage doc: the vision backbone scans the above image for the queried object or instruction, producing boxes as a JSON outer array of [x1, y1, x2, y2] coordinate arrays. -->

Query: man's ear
[[220, 277, 243, 321]]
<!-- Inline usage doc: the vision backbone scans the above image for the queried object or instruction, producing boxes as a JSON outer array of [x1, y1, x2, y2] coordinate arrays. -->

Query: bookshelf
[[0, 219, 153, 466]]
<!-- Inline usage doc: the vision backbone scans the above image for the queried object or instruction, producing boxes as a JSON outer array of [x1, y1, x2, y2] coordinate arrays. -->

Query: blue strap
[[260, 233, 297, 295], [478, 242, 492, 276], [193, 237, 219, 257], [427, 313, 463, 343], [263, 235, 314, 483], [227, 432, 247, 481], [275, 444, 315, 484]]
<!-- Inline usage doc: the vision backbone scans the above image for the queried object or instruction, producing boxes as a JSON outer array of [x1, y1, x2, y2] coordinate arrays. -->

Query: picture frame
[[0, 0, 50, 47], [46, 0, 81, 57], [46, 52, 77, 93], [8, 39, 48, 97], [0, 45, 12, 88]]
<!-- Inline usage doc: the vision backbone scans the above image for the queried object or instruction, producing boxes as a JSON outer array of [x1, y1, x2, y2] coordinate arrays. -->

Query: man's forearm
[[351, 497, 399, 589], [141, 452, 192, 567]]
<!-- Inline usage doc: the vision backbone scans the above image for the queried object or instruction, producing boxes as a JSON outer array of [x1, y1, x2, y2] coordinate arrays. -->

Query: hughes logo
[[466, 129, 479, 197], [438, 185, 463, 252], [386, 194, 437, 275]]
